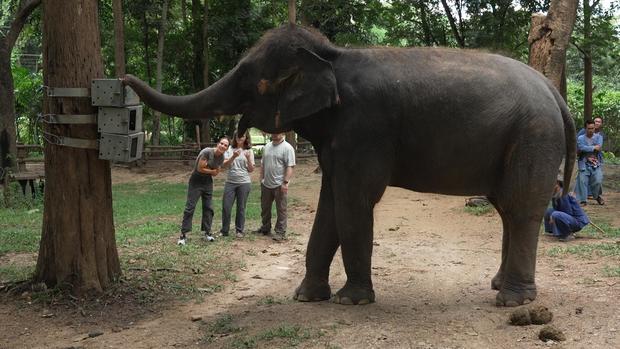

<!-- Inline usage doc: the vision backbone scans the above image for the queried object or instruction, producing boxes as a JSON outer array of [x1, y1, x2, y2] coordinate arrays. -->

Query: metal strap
[[46, 87, 90, 97], [58, 137, 98, 149], [42, 130, 98, 149], [45, 114, 97, 124]]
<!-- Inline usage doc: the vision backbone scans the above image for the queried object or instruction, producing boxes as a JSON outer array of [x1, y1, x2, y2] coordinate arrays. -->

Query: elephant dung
[[538, 325, 566, 342], [509, 308, 532, 326], [529, 305, 553, 324]]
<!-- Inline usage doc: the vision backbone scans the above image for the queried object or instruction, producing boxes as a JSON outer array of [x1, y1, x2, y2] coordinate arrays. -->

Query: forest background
[[2, 0, 620, 155]]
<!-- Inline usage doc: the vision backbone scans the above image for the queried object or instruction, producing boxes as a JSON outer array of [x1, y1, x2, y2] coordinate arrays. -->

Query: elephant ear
[[277, 47, 339, 124]]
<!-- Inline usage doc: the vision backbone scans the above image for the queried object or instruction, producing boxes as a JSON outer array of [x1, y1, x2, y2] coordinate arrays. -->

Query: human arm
[[577, 136, 597, 153], [245, 150, 255, 173], [222, 148, 241, 167], [280, 166, 294, 193], [196, 157, 220, 176]]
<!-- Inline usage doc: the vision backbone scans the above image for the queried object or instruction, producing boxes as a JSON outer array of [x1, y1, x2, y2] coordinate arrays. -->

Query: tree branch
[[6, 0, 41, 51], [570, 40, 588, 57]]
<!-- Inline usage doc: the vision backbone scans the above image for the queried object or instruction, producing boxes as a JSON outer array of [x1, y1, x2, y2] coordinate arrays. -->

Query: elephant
[[124, 24, 576, 307]]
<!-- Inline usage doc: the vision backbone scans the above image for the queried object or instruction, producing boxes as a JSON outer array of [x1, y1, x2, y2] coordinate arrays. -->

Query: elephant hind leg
[[491, 140, 560, 306]]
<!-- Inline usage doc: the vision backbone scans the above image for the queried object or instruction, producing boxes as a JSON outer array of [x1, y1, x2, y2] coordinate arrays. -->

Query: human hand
[[281, 183, 288, 194], [212, 168, 220, 176], [233, 149, 242, 158], [593, 145, 601, 151]]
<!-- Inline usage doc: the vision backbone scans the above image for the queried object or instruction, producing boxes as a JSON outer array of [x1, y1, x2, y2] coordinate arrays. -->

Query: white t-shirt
[[261, 140, 295, 189], [224, 147, 255, 184]]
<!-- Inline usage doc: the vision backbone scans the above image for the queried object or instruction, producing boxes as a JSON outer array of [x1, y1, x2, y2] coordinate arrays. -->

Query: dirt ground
[[1, 160, 619, 348]]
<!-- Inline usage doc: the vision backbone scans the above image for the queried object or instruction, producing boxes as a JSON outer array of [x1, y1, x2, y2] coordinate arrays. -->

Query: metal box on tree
[[98, 105, 143, 134], [91, 79, 140, 107], [99, 132, 145, 162]]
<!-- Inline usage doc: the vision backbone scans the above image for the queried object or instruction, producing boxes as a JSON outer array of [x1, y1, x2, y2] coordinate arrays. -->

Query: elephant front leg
[[294, 178, 339, 302], [331, 196, 376, 305]]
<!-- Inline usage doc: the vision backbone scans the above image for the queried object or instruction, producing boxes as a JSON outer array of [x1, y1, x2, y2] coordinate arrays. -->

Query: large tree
[[528, 0, 579, 98], [34, 0, 120, 293], [0, 0, 41, 177]]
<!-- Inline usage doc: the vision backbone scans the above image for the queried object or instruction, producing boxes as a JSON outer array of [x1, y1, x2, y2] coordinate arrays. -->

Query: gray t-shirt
[[224, 147, 255, 184], [261, 140, 295, 189], [194, 147, 224, 175]]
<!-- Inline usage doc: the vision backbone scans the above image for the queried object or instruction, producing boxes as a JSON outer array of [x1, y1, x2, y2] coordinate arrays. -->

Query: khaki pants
[[259, 183, 287, 235]]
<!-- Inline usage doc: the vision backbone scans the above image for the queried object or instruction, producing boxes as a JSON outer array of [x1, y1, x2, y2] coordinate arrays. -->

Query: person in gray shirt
[[254, 133, 295, 241], [178, 136, 236, 246], [220, 130, 255, 238]]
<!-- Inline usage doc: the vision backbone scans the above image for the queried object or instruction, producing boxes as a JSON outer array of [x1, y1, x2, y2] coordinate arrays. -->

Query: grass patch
[[0, 264, 35, 284], [0, 180, 265, 307], [256, 295, 287, 305], [464, 204, 493, 216], [257, 324, 321, 346], [547, 242, 620, 258], [603, 266, 620, 277]]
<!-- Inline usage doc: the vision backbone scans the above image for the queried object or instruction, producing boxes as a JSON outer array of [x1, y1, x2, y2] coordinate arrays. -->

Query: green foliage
[[11, 60, 43, 145]]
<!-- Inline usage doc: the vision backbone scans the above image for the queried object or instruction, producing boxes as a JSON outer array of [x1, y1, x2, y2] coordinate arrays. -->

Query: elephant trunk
[[123, 73, 238, 120]]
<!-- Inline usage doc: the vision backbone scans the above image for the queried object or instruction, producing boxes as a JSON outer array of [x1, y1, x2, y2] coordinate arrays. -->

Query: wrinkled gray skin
[[124, 24, 576, 307]]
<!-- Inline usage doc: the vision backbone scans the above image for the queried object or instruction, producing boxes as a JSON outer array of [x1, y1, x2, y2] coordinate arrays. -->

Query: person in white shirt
[[254, 133, 295, 241]]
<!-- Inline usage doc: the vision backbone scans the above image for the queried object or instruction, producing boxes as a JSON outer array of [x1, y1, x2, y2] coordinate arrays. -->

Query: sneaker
[[272, 233, 286, 242], [596, 196, 605, 205], [236, 232, 244, 238], [558, 234, 575, 242], [253, 228, 270, 236], [579, 201, 587, 207], [177, 236, 187, 246], [203, 234, 215, 242]]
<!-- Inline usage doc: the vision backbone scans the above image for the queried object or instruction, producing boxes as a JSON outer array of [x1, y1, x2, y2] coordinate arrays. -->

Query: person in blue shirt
[[576, 117, 605, 200], [575, 119, 604, 205], [544, 180, 590, 242]]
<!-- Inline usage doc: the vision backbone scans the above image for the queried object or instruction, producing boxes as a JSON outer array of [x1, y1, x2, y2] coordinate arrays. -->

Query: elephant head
[[124, 24, 340, 136]]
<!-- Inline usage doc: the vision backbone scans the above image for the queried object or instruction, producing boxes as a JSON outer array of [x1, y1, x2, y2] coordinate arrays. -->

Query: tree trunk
[[440, 0, 465, 48], [527, 0, 578, 99], [152, 0, 169, 146], [583, 0, 593, 120], [112, 0, 126, 77], [288, 0, 296, 24], [0, 0, 41, 177], [199, 0, 210, 145], [35, 0, 120, 294]]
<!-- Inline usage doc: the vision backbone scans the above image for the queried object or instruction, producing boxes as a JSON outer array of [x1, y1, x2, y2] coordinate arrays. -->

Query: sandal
[[596, 196, 605, 205]]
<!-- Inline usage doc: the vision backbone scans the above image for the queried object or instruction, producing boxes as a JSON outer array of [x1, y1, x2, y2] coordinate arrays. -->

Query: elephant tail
[[553, 88, 576, 197]]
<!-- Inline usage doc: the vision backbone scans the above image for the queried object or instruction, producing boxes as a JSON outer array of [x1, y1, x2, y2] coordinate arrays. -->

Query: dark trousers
[[181, 172, 213, 234], [221, 182, 251, 234], [259, 183, 287, 235], [543, 208, 583, 238]]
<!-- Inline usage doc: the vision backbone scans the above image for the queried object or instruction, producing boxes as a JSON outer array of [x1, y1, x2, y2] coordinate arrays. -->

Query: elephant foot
[[491, 273, 502, 291], [330, 283, 375, 305], [495, 282, 537, 307], [293, 277, 331, 302]]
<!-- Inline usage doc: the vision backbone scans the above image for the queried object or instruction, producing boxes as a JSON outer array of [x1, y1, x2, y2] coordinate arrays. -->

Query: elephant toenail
[[296, 294, 309, 302], [357, 298, 370, 305], [339, 297, 354, 305]]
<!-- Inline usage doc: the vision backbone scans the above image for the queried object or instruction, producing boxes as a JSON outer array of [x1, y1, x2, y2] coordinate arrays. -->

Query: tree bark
[[0, 0, 41, 176], [527, 0, 578, 99], [35, 0, 120, 294], [417, 1, 433, 46], [288, 0, 296, 24], [112, 0, 126, 77], [199, 0, 210, 145], [152, 0, 169, 146], [583, 0, 594, 120]]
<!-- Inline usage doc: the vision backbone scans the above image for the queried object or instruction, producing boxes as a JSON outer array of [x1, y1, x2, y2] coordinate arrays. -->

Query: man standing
[[576, 117, 605, 200], [178, 137, 237, 245], [575, 120, 604, 206], [255, 133, 295, 241]]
